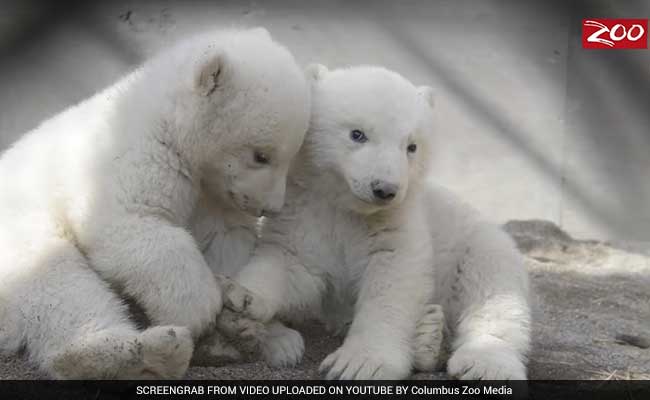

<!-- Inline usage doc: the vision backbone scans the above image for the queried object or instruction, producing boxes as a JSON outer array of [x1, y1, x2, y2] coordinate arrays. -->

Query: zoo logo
[[582, 19, 648, 49]]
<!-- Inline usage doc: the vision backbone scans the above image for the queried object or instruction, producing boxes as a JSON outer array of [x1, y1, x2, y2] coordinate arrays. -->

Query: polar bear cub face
[[305, 65, 434, 214], [168, 29, 310, 216]]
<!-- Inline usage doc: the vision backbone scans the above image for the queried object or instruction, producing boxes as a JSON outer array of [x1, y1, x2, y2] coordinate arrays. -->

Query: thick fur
[[424, 185, 530, 380], [233, 66, 530, 380], [0, 28, 310, 378]]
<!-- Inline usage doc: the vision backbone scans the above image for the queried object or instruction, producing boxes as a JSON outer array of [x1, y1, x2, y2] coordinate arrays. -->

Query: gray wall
[[1, 0, 648, 241]]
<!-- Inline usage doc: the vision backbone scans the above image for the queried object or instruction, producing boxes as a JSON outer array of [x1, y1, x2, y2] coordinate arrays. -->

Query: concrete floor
[[2, 220, 649, 380], [1, 0, 649, 242]]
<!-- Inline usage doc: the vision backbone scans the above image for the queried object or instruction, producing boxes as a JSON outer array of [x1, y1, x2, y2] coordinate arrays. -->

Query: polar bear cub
[[0, 28, 310, 379], [233, 65, 530, 380], [233, 65, 441, 379]]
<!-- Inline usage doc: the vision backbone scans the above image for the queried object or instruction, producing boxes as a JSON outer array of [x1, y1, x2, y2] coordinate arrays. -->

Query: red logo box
[[582, 19, 648, 49]]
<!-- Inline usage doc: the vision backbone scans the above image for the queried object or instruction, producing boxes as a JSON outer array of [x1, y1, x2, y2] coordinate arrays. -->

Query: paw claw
[[262, 323, 304, 368], [414, 303, 445, 372], [216, 309, 266, 353], [447, 336, 526, 380], [319, 338, 410, 380], [216, 275, 271, 321]]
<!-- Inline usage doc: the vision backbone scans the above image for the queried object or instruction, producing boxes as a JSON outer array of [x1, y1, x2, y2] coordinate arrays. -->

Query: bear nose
[[371, 180, 399, 201]]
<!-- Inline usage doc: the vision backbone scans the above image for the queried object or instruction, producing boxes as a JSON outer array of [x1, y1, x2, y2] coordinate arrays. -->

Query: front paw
[[319, 337, 410, 380], [262, 322, 305, 368], [413, 304, 446, 372], [192, 331, 242, 367], [215, 309, 267, 354], [447, 336, 526, 380], [216, 275, 273, 322]]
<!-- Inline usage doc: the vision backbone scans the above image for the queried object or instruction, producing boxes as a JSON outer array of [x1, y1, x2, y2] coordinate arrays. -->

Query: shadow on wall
[[0, 0, 143, 148], [375, 0, 650, 241], [561, 0, 650, 240], [1, 0, 648, 240]]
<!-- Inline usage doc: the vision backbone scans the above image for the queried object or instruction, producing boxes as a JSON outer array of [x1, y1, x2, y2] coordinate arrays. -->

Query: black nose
[[371, 180, 398, 201]]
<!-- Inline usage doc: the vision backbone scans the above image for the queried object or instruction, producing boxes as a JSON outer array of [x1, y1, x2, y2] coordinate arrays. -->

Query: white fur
[[425, 186, 530, 380], [261, 321, 305, 368], [0, 28, 310, 378], [234, 66, 530, 380], [413, 304, 445, 372]]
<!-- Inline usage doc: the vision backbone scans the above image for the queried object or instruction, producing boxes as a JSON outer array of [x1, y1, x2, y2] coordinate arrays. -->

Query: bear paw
[[136, 325, 194, 379], [48, 325, 193, 379], [216, 309, 267, 353], [413, 304, 445, 372], [192, 331, 242, 367], [217, 275, 273, 322], [262, 322, 304, 368], [447, 335, 526, 380], [319, 337, 410, 380]]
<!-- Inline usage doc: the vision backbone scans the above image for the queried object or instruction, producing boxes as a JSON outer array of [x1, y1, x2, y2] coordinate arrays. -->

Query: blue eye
[[350, 129, 368, 143]]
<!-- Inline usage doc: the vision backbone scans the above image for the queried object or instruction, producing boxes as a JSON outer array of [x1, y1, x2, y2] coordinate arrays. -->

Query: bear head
[[145, 28, 311, 217], [304, 64, 434, 215]]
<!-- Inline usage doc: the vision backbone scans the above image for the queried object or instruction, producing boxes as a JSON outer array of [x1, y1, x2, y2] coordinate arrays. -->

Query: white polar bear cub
[[0, 28, 310, 379], [235, 65, 531, 380]]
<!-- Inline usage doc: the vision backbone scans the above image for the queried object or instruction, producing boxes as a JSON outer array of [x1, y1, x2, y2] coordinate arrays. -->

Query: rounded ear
[[305, 63, 329, 83], [195, 53, 226, 96], [418, 85, 435, 108]]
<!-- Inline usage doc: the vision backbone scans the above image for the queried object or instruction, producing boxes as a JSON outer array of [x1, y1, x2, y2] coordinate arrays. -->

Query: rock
[[507, 220, 650, 380]]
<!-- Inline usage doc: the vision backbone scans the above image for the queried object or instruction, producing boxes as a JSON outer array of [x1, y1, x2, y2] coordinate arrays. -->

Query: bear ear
[[418, 86, 435, 108], [305, 63, 328, 83], [195, 53, 227, 97]]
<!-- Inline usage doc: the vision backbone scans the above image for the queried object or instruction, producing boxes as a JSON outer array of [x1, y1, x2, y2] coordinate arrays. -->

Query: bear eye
[[253, 151, 270, 165], [350, 129, 368, 143], [407, 143, 417, 153]]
